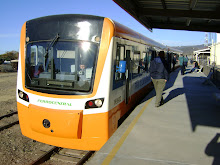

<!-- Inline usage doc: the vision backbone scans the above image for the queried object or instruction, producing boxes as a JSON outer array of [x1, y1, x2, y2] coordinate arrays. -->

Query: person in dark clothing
[[185, 55, 189, 67], [190, 61, 199, 73], [178, 55, 187, 75], [172, 55, 177, 71], [149, 51, 169, 107]]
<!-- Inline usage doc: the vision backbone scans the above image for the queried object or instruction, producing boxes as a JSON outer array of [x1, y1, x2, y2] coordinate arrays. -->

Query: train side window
[[151, 50, 157, 60], [131, 51, 141, 77], [147, 51, 153, 70], [142, 52, 148, 73], [115, 45, 125, 81], [148, 50, 157, 63], [145, 50, 157, 71], [148, 51, 152, 63]]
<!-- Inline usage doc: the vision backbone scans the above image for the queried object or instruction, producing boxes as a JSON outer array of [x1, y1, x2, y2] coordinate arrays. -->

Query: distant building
[[11, 59, 18, 71], [210, 44, 220, 67], [3, 61, 11, 64], [193, 48, 210, 66], [209, 33, 220, 67]]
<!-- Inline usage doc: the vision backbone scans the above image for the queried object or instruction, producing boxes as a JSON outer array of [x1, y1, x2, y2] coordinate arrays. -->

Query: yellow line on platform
[[102, 98, 153, 165]]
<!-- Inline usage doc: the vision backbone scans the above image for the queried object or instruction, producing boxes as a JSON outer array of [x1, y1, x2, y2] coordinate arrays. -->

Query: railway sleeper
[[51, 148, 90, 164], [51, 153, 82, 164]]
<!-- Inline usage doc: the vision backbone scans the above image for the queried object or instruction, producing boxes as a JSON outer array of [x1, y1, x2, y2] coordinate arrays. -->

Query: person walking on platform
[[178, 55, 187, 75], [149, 51, 169, 107]]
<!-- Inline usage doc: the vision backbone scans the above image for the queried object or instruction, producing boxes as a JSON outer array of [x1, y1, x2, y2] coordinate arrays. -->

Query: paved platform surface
[[87, 66, 220, 165]]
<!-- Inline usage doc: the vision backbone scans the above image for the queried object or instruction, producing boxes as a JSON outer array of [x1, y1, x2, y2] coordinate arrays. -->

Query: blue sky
[[0, 0, 206, 54]]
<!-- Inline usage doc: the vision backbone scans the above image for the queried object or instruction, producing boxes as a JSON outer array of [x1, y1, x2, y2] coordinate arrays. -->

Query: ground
[[0, 72, 47, 165]]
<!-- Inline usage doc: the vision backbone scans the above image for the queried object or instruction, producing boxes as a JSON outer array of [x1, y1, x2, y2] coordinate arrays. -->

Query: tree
[[0, 51, 18, 61]]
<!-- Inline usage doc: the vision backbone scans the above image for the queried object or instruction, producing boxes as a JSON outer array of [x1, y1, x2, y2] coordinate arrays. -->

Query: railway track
[[0, 111, 95, 164], [0, 111, 19, 131], [31, 145, 95, 165]]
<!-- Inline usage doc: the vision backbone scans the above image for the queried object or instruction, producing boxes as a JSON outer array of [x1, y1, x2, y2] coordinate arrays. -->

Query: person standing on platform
[[149, 51, 169, 107], [185, 55, 189, 67], [178, 55, 187, 75], [172, 55, 177, 71]]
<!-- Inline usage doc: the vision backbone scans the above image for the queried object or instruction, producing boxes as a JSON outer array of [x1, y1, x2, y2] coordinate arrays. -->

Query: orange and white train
[[17, 14, 182, 150]]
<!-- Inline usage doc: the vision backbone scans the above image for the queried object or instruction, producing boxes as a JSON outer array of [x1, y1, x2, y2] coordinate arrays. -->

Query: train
[[17, 14, 182, 150]]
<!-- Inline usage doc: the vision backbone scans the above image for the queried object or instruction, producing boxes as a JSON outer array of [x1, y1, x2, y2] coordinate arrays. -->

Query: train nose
[[30, 104, 83, 138], [42, 119, 50, 128]]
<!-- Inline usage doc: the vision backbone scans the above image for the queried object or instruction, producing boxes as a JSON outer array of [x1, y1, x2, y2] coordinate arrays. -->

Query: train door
[[113, 43, 132, 105], [125, 46, 132, 104]]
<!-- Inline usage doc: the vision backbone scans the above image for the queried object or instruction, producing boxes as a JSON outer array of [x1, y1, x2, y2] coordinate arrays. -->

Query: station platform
[[87, 66, 220, 165]]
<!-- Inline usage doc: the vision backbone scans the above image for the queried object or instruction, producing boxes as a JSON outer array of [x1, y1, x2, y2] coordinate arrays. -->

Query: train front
[[17, 15, 114, 150]]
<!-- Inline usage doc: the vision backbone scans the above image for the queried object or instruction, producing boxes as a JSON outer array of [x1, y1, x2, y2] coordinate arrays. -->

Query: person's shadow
[[205, 133, 220, 165], [163, 88, 185, 103]]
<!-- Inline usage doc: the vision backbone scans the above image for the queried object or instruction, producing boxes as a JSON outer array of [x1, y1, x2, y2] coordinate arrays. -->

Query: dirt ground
[[0, 72, 48, 165], [0, 72, 17, 116]]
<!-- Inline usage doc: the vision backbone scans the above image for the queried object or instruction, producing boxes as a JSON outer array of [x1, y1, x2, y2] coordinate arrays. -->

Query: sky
[[0, 0, 206, 54]]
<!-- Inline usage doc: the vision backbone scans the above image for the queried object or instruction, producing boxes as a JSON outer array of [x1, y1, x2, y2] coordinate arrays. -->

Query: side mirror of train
[[116, 61, 126, 73]]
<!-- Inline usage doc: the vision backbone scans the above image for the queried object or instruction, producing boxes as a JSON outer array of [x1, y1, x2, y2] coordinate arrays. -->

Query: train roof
[[108, 18, 183, 54], [26, 14, 182, 54], [111, 19, 166, 50]]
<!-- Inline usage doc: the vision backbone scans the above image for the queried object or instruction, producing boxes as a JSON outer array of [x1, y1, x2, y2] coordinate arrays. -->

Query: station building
[[209, 33, 220, 67]]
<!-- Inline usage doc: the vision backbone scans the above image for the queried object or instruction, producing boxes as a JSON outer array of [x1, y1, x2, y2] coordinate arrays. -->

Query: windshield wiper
[[26, 70, 32, 81], [45, 33, 60, 56], [44, 33, 60, 69]]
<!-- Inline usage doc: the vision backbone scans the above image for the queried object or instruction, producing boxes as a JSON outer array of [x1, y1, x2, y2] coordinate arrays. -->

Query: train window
[[30, 45, 45, 65], [30, 45, 37, 66], [141, 52, 148, 73], [38, 46, 45, 66], [152, 50, 157, 60], [148, 50, 157, 62], [115, 45, 125, 81], [148, 51, 152, 63], [147, 51, 153, 71], [131, 51, 140, 77], [25, 41, 98, 93], [144, 50, 158, 72]]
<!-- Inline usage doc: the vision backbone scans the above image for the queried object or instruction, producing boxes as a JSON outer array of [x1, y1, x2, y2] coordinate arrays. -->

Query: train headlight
[[18, 91, 24, 98], [85, 98, 104, 109], [94, 99, 103, 107], [18, 89, 29, 102]]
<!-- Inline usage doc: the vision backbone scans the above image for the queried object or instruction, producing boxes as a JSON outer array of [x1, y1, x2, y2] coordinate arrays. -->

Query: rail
[[0, 111, 19, 131], [31, 146, 95, 165]]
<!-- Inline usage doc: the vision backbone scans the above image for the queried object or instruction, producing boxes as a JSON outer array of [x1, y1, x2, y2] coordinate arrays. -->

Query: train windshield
[[25, 41, 98, 93]]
